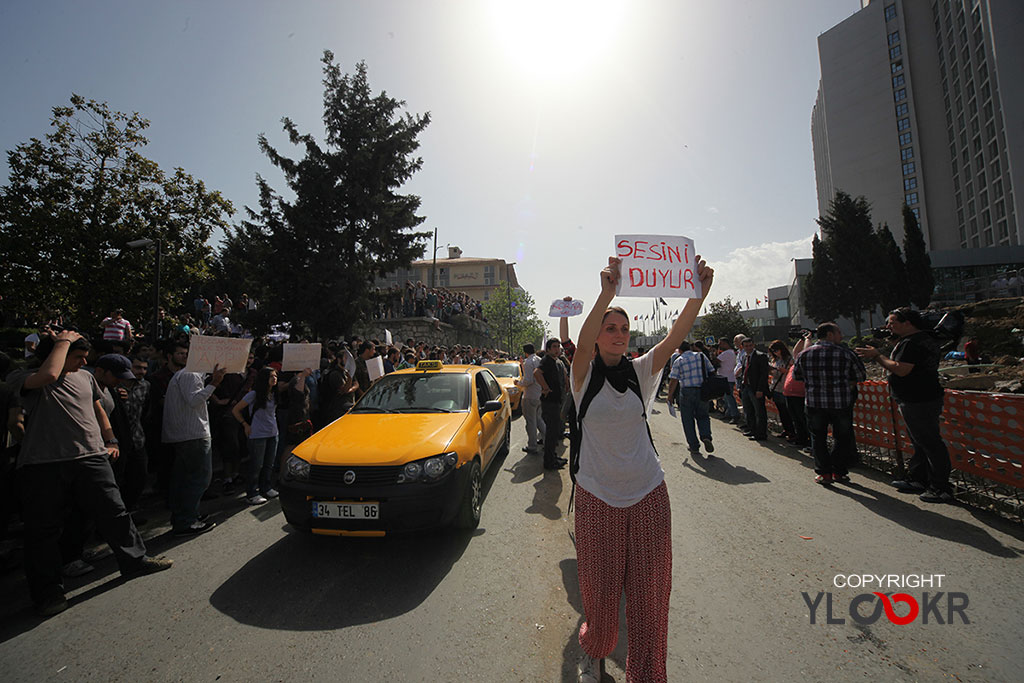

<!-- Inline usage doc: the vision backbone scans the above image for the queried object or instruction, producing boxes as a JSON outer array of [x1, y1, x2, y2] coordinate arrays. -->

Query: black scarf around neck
[[596, 353, 632, 393]]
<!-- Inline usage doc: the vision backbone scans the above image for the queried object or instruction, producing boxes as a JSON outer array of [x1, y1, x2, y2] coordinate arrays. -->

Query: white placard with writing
[[367, 356, 385, 382], [613, 234, 702, 299], [184, 336, 252, 374], [282, 343, 322, 372], [549, 299, 584, 317], [385, 329, 393, 345]]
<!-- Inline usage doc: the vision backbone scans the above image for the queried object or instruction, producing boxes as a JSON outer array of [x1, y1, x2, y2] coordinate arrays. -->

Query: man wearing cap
[[93, 354, 147, 511], [7, 332, 171, 616]]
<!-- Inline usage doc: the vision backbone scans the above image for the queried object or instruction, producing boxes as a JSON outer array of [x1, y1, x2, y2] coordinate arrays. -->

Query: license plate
[[311, 501, 380, 520]]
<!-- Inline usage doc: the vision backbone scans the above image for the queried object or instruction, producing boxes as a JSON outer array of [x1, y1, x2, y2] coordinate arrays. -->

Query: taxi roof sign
[[416, 360, 444, 371]]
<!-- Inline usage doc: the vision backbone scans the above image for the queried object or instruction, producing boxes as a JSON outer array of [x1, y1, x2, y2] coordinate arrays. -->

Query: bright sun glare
[[487, 0, 627, 81]]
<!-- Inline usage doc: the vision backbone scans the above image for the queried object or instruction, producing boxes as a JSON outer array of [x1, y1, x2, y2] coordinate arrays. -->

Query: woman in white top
[[571, 255, 713, 683]]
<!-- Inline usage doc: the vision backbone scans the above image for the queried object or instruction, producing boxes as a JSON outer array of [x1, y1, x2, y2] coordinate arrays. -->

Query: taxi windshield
[[484, 363, 519, 378], [352, 372, 471, 413]]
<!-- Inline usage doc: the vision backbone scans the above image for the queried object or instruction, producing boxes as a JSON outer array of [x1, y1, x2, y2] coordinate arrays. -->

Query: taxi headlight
[[398, 452, 458, 484], [285, 454, 310, 481]]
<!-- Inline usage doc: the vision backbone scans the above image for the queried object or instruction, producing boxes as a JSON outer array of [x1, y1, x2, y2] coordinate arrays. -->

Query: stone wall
[[352, 315, 498, 349]]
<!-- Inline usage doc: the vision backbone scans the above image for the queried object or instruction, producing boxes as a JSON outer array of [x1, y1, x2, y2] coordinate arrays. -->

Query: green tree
[[809, 191, 879, 334], [217, 53, 431, 338], [803, 233, 841, 324], [483, 285, 545, 354], [693, 296, 751, 343], [902, 203, 933, 308], [874, 222, 910, 313], [0, 95, 233, 331]]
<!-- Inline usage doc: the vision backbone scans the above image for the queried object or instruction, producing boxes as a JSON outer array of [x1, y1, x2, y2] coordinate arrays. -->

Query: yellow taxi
[[483, 360, 524, 414], [278, 361, 512, 536]]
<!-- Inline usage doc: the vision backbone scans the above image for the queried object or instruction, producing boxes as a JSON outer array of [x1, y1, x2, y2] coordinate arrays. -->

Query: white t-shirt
[[572, 351, 664, 508], [717, 348, 737, 383]]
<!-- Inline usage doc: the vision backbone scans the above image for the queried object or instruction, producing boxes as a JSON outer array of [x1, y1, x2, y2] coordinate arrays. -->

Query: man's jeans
[[20, 455, 147, 604], [522, 395, 546, 450], [806, 406, 856, 476], [898, 398, 952, 493], [247, 435, 279, 497], [170, 437, 212, 531], [741, 385, 767, 438], [541, 399, 563, 466], [677, 386, 712, 451], [722, 382, 740, 419]]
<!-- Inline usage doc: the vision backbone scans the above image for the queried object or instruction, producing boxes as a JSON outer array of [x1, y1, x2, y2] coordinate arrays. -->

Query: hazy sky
[[0, 0, 862, 336]]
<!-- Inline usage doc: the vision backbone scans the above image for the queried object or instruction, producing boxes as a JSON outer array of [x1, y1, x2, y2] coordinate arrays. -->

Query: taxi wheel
[[455, 459, 483, 529]]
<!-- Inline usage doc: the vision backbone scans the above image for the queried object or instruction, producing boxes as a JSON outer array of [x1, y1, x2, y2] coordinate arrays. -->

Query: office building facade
[[812, 0, 1023, 252]]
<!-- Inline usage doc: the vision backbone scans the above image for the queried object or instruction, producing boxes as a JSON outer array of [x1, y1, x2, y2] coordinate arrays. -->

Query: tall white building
[[812, 0, 1023, 252]]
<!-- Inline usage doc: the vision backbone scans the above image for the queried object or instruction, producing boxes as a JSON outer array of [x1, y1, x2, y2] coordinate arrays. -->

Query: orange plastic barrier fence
[[753, 381, 1024, 489]]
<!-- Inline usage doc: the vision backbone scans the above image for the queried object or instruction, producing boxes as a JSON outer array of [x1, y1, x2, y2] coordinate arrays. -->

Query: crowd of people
[[1, 268, 959, 683], [0, 296, 514, 617], [370, 282, 485, 323]]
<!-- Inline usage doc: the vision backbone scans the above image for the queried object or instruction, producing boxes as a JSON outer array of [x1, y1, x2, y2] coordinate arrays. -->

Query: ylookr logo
[[803, 574, 970, 626]]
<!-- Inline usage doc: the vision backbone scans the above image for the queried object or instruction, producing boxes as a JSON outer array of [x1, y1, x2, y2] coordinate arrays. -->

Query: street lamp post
[[126, 238, 162, 342], [430, 228, 450, 289], [505, 261, 516, 354]]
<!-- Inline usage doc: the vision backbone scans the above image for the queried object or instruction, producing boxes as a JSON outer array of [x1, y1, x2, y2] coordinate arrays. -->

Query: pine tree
[[874, 222, 910, 314], [802, 233, 841, 324], [902, 203, 933, 308], [219, 53, 431, 337], [812, 191, 879, 335]]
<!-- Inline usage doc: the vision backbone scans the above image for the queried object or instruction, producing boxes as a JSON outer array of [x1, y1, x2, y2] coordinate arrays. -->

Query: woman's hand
[[694, 254, 714, 298], [242, 422, 252, 438], [600, 257, 621, 297]]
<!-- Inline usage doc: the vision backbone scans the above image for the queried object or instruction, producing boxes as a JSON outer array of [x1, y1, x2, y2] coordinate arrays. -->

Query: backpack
[[568, 356, 657, 487]]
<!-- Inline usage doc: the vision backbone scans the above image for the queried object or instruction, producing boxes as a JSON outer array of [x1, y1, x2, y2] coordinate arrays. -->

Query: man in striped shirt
[[101, 309, 133, 345], [793, 322, 866, 485]]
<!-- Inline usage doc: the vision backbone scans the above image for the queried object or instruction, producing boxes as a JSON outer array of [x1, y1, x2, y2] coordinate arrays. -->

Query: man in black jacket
[[856, 308, 953, 503], [738, 337, 770, 440], [534, 339, 567, 470]]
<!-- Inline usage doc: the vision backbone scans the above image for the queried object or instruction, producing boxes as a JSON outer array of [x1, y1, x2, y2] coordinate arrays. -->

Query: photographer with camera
[[855, 308, 954, 504]]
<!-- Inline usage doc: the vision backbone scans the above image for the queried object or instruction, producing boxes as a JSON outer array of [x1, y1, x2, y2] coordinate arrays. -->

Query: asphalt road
[[2, 399, 1023, 682]]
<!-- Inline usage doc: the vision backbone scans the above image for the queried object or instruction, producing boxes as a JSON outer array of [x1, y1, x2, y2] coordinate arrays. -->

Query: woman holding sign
[[571, 255, 713, 683]]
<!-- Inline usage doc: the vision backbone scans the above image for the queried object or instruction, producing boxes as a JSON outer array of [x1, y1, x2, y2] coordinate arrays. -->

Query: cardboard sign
[[282, 343, 322, 372], [367, 356, 385, 382], [549, 299, 584, 317], [614, 234, 702, 299], [183, 335, 252, 374]]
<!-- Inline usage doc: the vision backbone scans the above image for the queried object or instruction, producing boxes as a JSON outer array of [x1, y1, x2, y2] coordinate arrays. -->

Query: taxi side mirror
[[481, 400, 503, 414]]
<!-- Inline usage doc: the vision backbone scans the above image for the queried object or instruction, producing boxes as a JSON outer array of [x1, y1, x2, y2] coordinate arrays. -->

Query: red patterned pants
[[575, 481, 672, 683]]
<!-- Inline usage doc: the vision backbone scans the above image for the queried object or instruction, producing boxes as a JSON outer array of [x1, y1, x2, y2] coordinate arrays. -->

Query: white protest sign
[[282, 343, 322, 372], [367, 356, 385, 381], [549, 299, 584, 317], [385, 329, 393, 345], [184, 335, 252, 374], [613, 234, 702, 299]]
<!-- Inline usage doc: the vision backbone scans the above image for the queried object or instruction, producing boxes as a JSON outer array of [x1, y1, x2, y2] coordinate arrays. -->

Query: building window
[[439, 267, 449, 287], [885, 4, 897, 21], [896, 103, 909, 116], [901, 147, 914, 160], [898, 117, 911, 131], [899, 132, 913, 146], [905, 192, 919, 206], [904, 177, 918, 191], [902, 161, 916, 176], [894, 88, 907, 102], [890, 45, 902, 59], [484, 264, 495, 285], [888, 30, 901, 46], [891, 61, 903, 74], [912, 207, 920, 221], [893, 74, 906, 88]]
